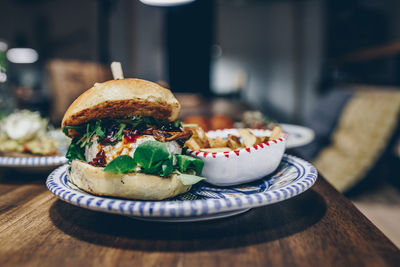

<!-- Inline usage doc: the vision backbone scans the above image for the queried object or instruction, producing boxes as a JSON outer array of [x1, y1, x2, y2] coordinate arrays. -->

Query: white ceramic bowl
[[186, 128, 287, 186]]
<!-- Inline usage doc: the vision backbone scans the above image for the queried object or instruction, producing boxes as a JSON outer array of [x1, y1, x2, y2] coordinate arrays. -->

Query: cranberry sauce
[[123, 130, 142, 143], [89, 150, 107, 167]]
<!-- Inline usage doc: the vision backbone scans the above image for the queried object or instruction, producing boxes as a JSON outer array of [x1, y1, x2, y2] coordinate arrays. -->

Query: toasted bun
[[68, 160, 191, 200], [61, 78, 180, 130]]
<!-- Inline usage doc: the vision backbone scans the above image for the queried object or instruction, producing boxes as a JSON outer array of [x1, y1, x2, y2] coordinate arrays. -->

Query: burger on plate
[[62, 78, 205, 200]]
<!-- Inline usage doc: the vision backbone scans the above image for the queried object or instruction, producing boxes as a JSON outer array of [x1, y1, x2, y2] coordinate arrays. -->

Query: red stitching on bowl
[[273, 140, 277, 144], [259, 143, 264, 148], [234, 150, 240, 156], [212, 152, 217, 158], [203, 152, 208, 157], [279, 138, 283, 142], [224, 151, 230, 158], [265, 141, 270, 146], [253, 145, 259, 150], [195, 151, 200, 156], [246, 148, 251, 153]]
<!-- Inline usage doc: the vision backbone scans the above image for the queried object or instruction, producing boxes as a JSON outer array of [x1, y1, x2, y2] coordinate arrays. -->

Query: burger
[[62, 78, 205, 200]]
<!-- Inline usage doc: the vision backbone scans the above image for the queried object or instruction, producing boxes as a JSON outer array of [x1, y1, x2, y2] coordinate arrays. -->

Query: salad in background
[[236, 111, 277, 129], [0, 110, 68, 156]]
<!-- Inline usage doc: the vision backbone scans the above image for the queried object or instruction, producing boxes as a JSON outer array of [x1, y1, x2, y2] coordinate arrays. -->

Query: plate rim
[[46, 154, 318, 218], [129, 208, 251, 222], [0, 155, 68, 167]]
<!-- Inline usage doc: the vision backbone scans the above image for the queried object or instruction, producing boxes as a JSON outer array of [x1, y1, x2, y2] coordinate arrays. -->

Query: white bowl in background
[[186, 128, 287, 186]]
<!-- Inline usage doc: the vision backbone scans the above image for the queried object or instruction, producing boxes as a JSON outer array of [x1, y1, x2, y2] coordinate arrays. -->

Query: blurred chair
[[46, 59, 112, 124], [296, 85, 400, 192]]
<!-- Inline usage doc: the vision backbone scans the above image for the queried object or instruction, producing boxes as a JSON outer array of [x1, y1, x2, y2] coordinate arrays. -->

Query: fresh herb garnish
[[65, 141, 85, 162], [114, 123, 126, 142], [64, 120, 106, 161], [95, 122, 106, 139], [64, 116, 178, 161], [173, 120, 182, 129], [63, 117, 182, 146], [159, 155, 174, 176], [133, 140, 170, 170], [103, 155, 137, 173], [175, 173, 206, 186], [63, 117, 203, 185], [175, 154, 204, 175], [78, 121, 100, 148], [102, 141, 205, 185]]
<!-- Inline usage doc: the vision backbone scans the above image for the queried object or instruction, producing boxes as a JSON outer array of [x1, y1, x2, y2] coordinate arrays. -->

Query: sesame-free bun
[[68, 160, 191, 200], [61, 78, 180, 131]]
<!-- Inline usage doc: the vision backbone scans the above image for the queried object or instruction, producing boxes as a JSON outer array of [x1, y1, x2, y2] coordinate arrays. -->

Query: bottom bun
[[69, 160, 191, 200]]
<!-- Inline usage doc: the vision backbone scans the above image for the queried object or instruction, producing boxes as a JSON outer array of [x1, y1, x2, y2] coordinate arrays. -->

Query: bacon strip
[[152, 129, 192, 142], [141, 128, 154, 135]]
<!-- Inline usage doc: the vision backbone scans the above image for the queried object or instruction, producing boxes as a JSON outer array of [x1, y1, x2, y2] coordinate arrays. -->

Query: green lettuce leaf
[[133, 140, 170, 170], [72, 138, 205, 187], [159, 155, 174, 176], [175, 154, 204, 175], [176, 173, 206, 185], [65, 141, 85, 162], [104, 155, 137, 173]]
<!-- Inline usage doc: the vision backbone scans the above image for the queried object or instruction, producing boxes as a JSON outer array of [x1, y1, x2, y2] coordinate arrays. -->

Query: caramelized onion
[[89, 150, 107, 167]]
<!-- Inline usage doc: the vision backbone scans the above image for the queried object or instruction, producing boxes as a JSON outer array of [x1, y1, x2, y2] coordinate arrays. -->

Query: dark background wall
[[1, 0, 400, 123]]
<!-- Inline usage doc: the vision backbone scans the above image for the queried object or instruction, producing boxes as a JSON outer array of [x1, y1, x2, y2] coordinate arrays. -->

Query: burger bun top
[[61, 78, 180, 131]]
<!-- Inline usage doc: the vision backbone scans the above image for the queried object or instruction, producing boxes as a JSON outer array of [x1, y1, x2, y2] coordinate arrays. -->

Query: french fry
[[208, 137, 228, 148], [184, 138, 202, 151], [227, 134, 242, 150], [238, 129, 257, 147], [192, 126, 207, 140], [268, 126, 282, 141], [186, 126, 210, 148], [185, 124, 272, 152], [255, 136, 268, 146], [199, 136, 210, 148]]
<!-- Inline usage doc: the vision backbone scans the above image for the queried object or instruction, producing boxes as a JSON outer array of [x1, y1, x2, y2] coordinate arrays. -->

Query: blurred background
[[0, 0, 399, 245]]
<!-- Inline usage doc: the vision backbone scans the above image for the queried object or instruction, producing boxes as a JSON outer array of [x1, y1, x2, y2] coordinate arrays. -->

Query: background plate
[[280, 123, 315, 149], [0, 155, 67, 168], [46, 154, 317, 222]]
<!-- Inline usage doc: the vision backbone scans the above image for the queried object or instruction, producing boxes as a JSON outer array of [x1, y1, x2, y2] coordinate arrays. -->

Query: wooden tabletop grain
[[0, 168, 399, 267]]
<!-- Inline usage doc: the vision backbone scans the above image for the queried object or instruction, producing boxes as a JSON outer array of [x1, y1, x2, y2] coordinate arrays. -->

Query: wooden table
[[0, 168, 399, 267]]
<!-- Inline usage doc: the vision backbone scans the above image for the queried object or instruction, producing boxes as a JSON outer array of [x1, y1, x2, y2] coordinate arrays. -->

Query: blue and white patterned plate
[[0, 155, 67, 168], [46, 154, 317, 222]]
